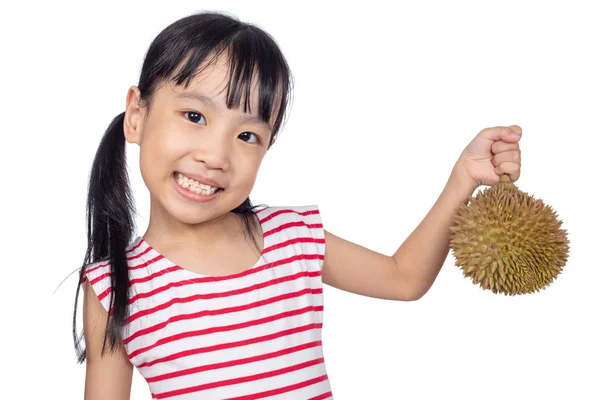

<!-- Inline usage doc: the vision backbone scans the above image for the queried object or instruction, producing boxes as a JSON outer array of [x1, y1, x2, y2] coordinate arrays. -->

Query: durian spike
[[449, 172, 570, 295]]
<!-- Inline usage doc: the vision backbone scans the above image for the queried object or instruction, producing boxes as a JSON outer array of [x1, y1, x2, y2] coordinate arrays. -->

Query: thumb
[[477, 125, 522, 142]]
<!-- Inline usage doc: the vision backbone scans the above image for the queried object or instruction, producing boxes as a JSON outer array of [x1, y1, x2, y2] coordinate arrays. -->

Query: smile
[[175, 172, 221, 195]]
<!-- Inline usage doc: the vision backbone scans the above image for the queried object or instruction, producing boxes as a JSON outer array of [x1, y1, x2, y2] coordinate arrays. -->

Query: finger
[[491, 140, 520, 155], [492, 150, 521, 167], [477, 125, 522, 142], [495, 161, 521, 182]]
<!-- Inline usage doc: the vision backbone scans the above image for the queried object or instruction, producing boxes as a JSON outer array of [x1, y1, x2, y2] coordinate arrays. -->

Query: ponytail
[[233, 198, 264, 259], [73, 112, 136, 363], [72, 11, 293, 363]]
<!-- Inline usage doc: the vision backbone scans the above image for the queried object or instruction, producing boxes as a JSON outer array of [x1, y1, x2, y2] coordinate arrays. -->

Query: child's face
[[125, 55, 274, 227]]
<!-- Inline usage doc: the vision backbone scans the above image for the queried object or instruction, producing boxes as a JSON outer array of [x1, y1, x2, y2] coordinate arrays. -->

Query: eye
[[184, 111, 206, 125], [238, 132, 260, 144]]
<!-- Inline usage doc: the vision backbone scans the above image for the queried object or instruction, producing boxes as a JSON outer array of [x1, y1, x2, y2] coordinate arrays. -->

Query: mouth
[[173, 172, 223, 196]]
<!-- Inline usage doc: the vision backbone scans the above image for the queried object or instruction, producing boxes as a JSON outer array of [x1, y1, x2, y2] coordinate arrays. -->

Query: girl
[[74, 11, 522, 400]]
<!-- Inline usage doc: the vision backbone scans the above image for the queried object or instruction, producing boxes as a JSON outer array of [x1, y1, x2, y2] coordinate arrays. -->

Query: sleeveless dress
[[85, 205, 333, 399]]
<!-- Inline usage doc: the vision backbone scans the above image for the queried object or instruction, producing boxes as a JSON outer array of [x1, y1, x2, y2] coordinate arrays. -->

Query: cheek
[[138, 146, 159, 190], [138, 131, 175, 182], [235, 153, 264, 188]]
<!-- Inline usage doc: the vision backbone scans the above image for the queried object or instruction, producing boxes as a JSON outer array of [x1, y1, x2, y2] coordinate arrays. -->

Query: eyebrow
[[175, 91, 217, 108], [175, 91, 273, 132]]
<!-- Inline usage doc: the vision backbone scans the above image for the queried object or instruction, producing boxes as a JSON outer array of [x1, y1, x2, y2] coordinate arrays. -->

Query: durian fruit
[[449, 174, 569, 295]]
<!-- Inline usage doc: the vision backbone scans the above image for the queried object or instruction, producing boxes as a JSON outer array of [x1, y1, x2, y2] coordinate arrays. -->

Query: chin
[[165, 196, 238, 225]]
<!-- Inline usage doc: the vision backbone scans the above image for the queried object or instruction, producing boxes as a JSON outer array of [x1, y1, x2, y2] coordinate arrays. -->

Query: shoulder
[[256, 204, 325, 242], [255, 205, 322, 225], [81, 258, 113, 313], [81, 237, 145, 312], [256, 205, 326, 270]]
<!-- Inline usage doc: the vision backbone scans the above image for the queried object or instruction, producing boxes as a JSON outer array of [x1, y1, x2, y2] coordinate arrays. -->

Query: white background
[[1, 0, 598, 399]]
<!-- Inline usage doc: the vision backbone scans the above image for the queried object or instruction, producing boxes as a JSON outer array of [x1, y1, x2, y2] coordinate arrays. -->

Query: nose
[[191, 134, 231, 171]]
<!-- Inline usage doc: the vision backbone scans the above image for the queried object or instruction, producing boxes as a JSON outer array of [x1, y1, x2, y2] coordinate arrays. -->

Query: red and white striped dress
[[85, 205, 333, 399]]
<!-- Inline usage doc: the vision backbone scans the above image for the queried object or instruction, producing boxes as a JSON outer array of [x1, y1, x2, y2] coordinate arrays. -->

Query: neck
[[142, 197, 243, 248]]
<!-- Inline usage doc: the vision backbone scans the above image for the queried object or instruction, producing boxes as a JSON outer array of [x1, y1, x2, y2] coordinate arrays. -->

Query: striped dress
[[85, 205, 333, 399]]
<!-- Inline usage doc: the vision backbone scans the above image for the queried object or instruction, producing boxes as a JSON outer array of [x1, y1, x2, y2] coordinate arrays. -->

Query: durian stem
[[500, 174, 513, 183]]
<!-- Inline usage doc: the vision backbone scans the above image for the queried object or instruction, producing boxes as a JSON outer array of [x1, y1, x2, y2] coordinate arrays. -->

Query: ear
[[124, 86, 144, 144]]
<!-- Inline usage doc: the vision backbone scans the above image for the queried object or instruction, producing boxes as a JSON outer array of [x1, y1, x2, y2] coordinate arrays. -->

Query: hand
[[451, 125, 522, 189]]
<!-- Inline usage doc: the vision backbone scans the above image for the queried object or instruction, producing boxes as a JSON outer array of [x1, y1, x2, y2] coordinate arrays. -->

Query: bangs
[[144, 15, 292, 145]]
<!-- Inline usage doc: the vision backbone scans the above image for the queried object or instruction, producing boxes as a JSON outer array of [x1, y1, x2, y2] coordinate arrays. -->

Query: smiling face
[[124, 55, 276, 231]]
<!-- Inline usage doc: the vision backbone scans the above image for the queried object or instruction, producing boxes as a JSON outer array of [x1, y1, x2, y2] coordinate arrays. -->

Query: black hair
[[72, 11, 292, 362]]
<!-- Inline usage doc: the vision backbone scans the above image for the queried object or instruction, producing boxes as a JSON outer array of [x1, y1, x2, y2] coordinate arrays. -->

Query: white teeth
[[176, 173, 219, 195]]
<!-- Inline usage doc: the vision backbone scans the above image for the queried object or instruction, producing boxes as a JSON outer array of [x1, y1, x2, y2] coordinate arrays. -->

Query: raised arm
[[321, 126, 521, 301], [322, 169, 476, 301], [83, 279, 133, 400]]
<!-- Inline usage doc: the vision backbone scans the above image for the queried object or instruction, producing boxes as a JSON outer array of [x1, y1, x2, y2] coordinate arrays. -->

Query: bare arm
[[389, 166, 477, 298], [83, 279, 133, 400], [322, 165, 477, 301]]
